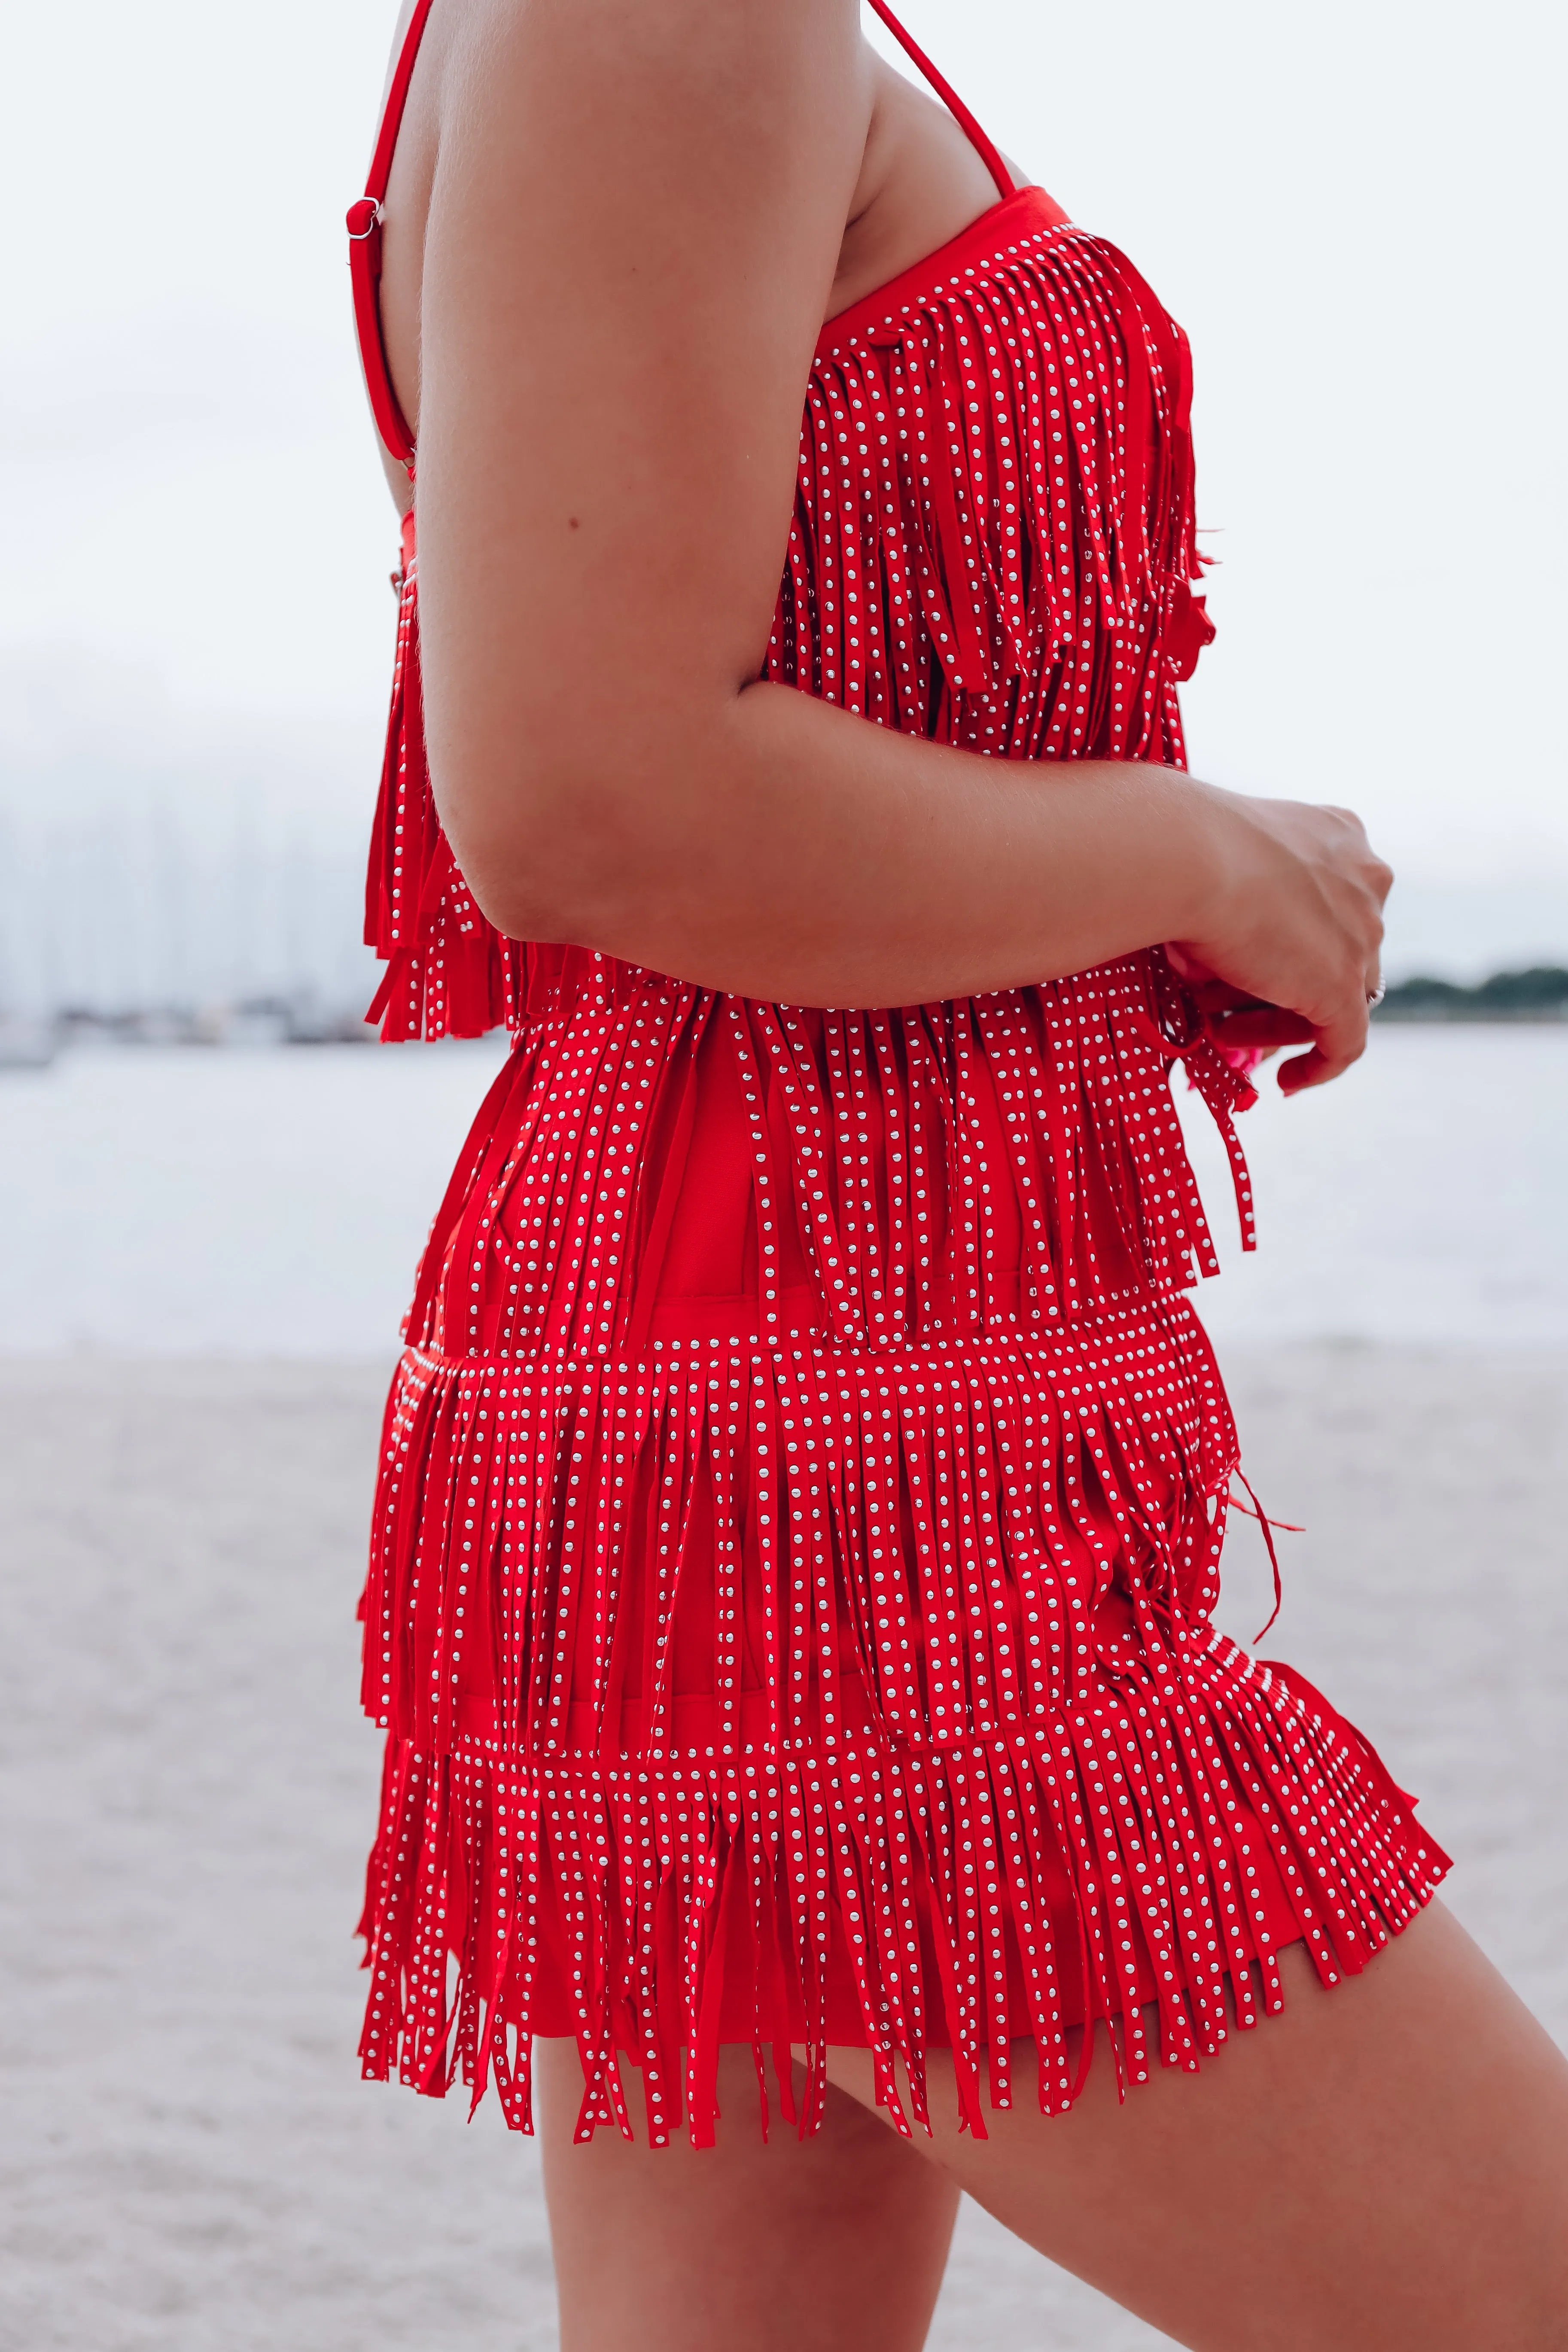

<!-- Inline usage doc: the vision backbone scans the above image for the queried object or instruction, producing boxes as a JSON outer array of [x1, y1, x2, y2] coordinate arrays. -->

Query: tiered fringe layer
[[358, 1619, 1447, 2147], [362, 207, 1215, 1047], [356, 1314, 1449, 2143]]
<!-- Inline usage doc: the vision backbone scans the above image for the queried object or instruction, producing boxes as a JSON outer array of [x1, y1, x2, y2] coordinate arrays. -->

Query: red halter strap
[[865, 0, 1016, 204], [347, 0, 1015, 471], [347, 0, 437, 472]]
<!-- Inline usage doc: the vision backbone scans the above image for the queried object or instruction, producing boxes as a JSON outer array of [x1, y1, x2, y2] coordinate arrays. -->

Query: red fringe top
[[362, 190, 1218, 1044]]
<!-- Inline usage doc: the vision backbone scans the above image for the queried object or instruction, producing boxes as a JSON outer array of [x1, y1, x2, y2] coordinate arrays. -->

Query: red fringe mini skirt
[[347, 22, 1449, 2145]]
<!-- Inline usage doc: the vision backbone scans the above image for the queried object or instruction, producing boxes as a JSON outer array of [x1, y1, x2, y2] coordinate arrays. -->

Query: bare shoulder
[[404, 0, 877, 877], [377, 0, 870, 462], [436, 0, 869, 209], [413, 0, 873, 502]]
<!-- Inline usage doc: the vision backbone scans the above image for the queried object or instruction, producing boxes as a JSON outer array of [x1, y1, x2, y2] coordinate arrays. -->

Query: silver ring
[[1367, 981, 1386, 1009]]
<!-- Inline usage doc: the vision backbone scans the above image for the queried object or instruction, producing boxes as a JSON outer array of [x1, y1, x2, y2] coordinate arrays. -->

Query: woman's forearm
[[449, 675, 1239, 1008]]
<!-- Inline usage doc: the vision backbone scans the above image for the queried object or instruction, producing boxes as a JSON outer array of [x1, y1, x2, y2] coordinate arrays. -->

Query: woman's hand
[[1169, 794, 1392, 1093]]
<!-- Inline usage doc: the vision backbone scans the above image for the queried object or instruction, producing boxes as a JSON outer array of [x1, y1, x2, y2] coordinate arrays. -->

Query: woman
[[345, 2, 1568, 2344]]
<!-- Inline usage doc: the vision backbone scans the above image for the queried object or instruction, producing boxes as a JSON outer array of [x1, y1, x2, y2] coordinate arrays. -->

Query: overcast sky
[[5, 0, 1565, 980]]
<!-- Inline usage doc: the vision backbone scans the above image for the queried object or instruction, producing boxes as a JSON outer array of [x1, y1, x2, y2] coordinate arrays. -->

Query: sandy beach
[[2, 1343, 1563, 2352]]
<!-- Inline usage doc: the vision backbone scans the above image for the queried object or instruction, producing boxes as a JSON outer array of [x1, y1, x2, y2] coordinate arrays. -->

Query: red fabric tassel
[[1228, 1470, 1306, 1643]]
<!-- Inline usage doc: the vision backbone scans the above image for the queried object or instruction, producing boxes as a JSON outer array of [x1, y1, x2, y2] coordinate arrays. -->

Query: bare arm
[[414, 0, 1388, 1086]]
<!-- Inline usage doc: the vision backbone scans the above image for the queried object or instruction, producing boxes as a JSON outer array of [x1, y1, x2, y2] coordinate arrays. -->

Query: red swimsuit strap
[[347, 0, 438, 472], [865, 0, 1016, 203], [347, 0, 1014, 472]]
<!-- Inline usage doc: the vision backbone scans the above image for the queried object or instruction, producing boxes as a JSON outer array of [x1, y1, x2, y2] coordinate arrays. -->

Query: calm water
[[2, 1027, 1564, 1354]]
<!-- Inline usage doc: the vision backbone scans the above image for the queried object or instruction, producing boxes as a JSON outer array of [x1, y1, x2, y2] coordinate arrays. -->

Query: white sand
[[2, 1347, 1564, 2352]]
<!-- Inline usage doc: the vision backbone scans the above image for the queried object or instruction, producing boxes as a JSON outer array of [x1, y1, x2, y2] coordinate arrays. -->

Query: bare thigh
[[537, 2039, 959, 2352], [824, 1901, 1568, 2352]]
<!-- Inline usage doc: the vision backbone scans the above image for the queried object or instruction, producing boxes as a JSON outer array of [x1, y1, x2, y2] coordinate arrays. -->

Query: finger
[[1278, 997, 1368, 1093]]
